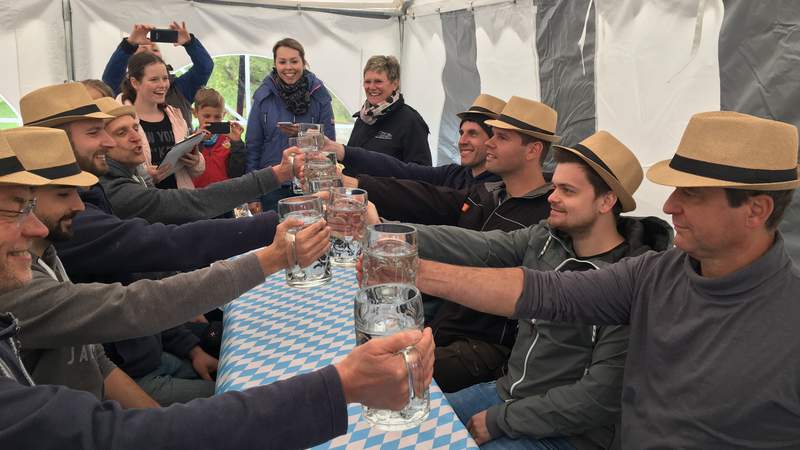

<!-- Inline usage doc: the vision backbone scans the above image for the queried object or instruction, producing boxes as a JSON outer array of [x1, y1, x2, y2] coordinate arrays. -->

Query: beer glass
[[298, 123, 323, 136], [303, 150, 337, 194], [326, 188, 368, 266], [363, 224, 418, 287], [277, 196, 332, 287], [307, 176, 343, 194], [288, 136, 317, 194], [354, 284, 429, 430]]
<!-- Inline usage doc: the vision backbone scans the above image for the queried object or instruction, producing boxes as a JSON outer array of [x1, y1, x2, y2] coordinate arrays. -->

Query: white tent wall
[[69, 0, 401, 117], [595, 0, 724, 220], [0, 0, 68, 123], [400, 12, 446, 165]]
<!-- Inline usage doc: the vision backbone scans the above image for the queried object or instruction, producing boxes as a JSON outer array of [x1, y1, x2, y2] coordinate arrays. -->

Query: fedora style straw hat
[[647, 111, 800, 190], [0, 132, 51, 186], [95, 97, 136, 119], [3, 127, 99, 188], [20, 82, 114, 127], [553, 131, 643, 212], [485, 96, 562, 143], [457, 94, 506, 120]]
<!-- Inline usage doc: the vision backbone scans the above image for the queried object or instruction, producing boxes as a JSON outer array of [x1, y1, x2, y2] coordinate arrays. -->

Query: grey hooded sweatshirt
[[414, 216, 673, 449]]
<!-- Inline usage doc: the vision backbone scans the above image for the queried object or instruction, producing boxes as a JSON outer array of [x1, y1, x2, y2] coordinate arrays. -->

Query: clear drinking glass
[[354, 284, 429, 430], [303, 150, 338, 194], [277, 196, 332, 288], [298, 123, 323, 136], [307, 176, 343, 194], [288, 136, 317, 194], [362, 224, 418, 287], [326, 188, 368, 267]]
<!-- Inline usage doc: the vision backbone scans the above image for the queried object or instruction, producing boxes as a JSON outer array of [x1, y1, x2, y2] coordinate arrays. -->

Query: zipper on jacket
[[509, 319, 538, 397]]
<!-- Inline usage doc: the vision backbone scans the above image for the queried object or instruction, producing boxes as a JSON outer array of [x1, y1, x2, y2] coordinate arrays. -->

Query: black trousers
[[433, 339, 511, 393]]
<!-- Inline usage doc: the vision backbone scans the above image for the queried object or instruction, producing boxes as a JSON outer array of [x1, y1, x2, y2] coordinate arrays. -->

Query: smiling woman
[[347, 55, 431, 166], [245, 37, 337, 212], [121, 52, 203, 191]]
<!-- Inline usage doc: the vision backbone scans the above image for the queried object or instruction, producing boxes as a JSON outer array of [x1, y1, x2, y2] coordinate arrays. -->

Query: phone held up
[[148, 29, 179, 43], [205, 122, 231, 135]]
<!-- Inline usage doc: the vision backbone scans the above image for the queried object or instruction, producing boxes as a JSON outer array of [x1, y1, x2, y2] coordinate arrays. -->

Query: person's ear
[[597, 191, 619, 214], [744, 194, 775, 229]]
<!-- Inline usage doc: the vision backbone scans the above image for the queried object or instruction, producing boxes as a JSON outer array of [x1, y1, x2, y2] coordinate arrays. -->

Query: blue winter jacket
[[245, 71, 336, 173]]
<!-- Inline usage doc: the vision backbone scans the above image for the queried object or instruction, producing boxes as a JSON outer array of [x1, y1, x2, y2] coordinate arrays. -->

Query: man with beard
[[18, 82, 289, 285], [0, 126, 331, 404], [0, 127, 435, 449], [323, 94, 504, 189]]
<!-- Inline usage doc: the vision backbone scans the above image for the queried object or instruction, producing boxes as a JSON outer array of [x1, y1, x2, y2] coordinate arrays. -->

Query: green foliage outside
[[0, 99, 20, 130]]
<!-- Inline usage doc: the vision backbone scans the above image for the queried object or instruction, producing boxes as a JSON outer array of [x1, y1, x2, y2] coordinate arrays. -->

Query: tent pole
[[62, 0, 76, 81]]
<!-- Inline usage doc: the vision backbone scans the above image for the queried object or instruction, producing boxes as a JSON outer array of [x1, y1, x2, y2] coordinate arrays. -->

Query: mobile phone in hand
[[148, 29, 179, 43], [276, 122, 293, 127], [205, 122, 231, 134]]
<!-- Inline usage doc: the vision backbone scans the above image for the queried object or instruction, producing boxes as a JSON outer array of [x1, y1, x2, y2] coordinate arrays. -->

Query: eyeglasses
[[0, 198, 37, 224]]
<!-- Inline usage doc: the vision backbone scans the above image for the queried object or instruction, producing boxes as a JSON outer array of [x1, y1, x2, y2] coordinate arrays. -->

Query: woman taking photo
[[246, 37, 336, 212], [347, 55, 431, 166], [121, 51, 205, 190]]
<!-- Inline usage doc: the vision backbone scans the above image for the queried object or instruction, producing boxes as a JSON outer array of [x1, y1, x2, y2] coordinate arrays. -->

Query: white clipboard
[[159, 132, 205, 177]]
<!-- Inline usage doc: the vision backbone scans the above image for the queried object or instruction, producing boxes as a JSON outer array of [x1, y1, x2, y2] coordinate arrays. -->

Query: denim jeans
[[446, 382, 576, 450], [135, 352, 215, 406]]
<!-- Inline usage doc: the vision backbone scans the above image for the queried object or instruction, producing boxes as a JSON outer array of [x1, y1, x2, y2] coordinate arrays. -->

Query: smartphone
[[276, 122, 293, 127], [149, 29, 179, 43], [205, 122, 231, 134]]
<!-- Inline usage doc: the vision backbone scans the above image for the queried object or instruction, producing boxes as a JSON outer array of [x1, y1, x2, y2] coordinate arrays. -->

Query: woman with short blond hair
[[347, 55, 431, 166]]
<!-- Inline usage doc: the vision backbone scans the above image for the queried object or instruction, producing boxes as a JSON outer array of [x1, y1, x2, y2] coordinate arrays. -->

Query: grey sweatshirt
[[100, 158, 280, 224], [514, 234, 800, 449], [0, 246, 265, 398]]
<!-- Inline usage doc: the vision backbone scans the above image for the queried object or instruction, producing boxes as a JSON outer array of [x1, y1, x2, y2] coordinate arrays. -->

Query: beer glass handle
[[286, 232, 300, 269], [401, 346, 424, 401]]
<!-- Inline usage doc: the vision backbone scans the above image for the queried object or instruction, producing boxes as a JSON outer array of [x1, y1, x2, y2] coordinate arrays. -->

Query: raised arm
[[342, 144, 457, 186], [413, 223, 533, 267], [358, 176, 466, 225], [56, 206, 276, 277], [0, 365, 347, 450], [418, 253, 647, 324], [173, 29, 214, 103], [102, 159, 290, 224]]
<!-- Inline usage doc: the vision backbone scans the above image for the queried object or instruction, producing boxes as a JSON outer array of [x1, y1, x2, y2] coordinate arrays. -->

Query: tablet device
[[159, 132, 205, 176]]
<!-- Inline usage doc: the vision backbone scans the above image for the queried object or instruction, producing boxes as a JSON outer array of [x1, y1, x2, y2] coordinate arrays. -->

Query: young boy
[[191, 88, 247, 188]]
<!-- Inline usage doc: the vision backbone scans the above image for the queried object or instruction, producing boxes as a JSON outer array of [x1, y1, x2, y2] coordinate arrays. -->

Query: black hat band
[[25, 104, 102, 126], [0, 156, 26, 177], [496, 114, 555, 136], [669, 154, 797, 184], [30, 162, 83, 180], [572, 144, 619, 181]]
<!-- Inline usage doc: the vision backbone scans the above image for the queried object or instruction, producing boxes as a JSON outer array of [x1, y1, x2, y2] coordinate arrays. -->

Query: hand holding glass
[[277, 196, 332, 287], [327, 188, 368, 266], [362, 224, 418, 287]]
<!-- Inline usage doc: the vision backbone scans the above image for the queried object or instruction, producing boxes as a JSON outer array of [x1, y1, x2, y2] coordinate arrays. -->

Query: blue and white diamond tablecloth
[[217, 266, 478, 450]]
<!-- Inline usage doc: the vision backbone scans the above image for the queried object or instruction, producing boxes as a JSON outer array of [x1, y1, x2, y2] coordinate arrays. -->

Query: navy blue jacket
[[246, 71, 335, 173], [0, 312, 347, 450], [55, 185, 278, 284], [347, 96, 431, 166], [342, 144, 499, 189]]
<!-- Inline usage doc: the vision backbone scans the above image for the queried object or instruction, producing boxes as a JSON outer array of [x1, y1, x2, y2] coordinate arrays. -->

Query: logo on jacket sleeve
[[375, 131, 393, 140]]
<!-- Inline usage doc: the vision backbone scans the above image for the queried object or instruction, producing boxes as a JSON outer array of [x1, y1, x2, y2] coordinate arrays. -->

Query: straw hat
[[2, 127, 98, 187], [0, 132, 51, 186], [20, 82, 114, 127], [456, 94, 506, 120], [647, 111, 800, 190], [485, 96, 561, 143], [95, 97, 136, 119], [554, 131, 643, 212]]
